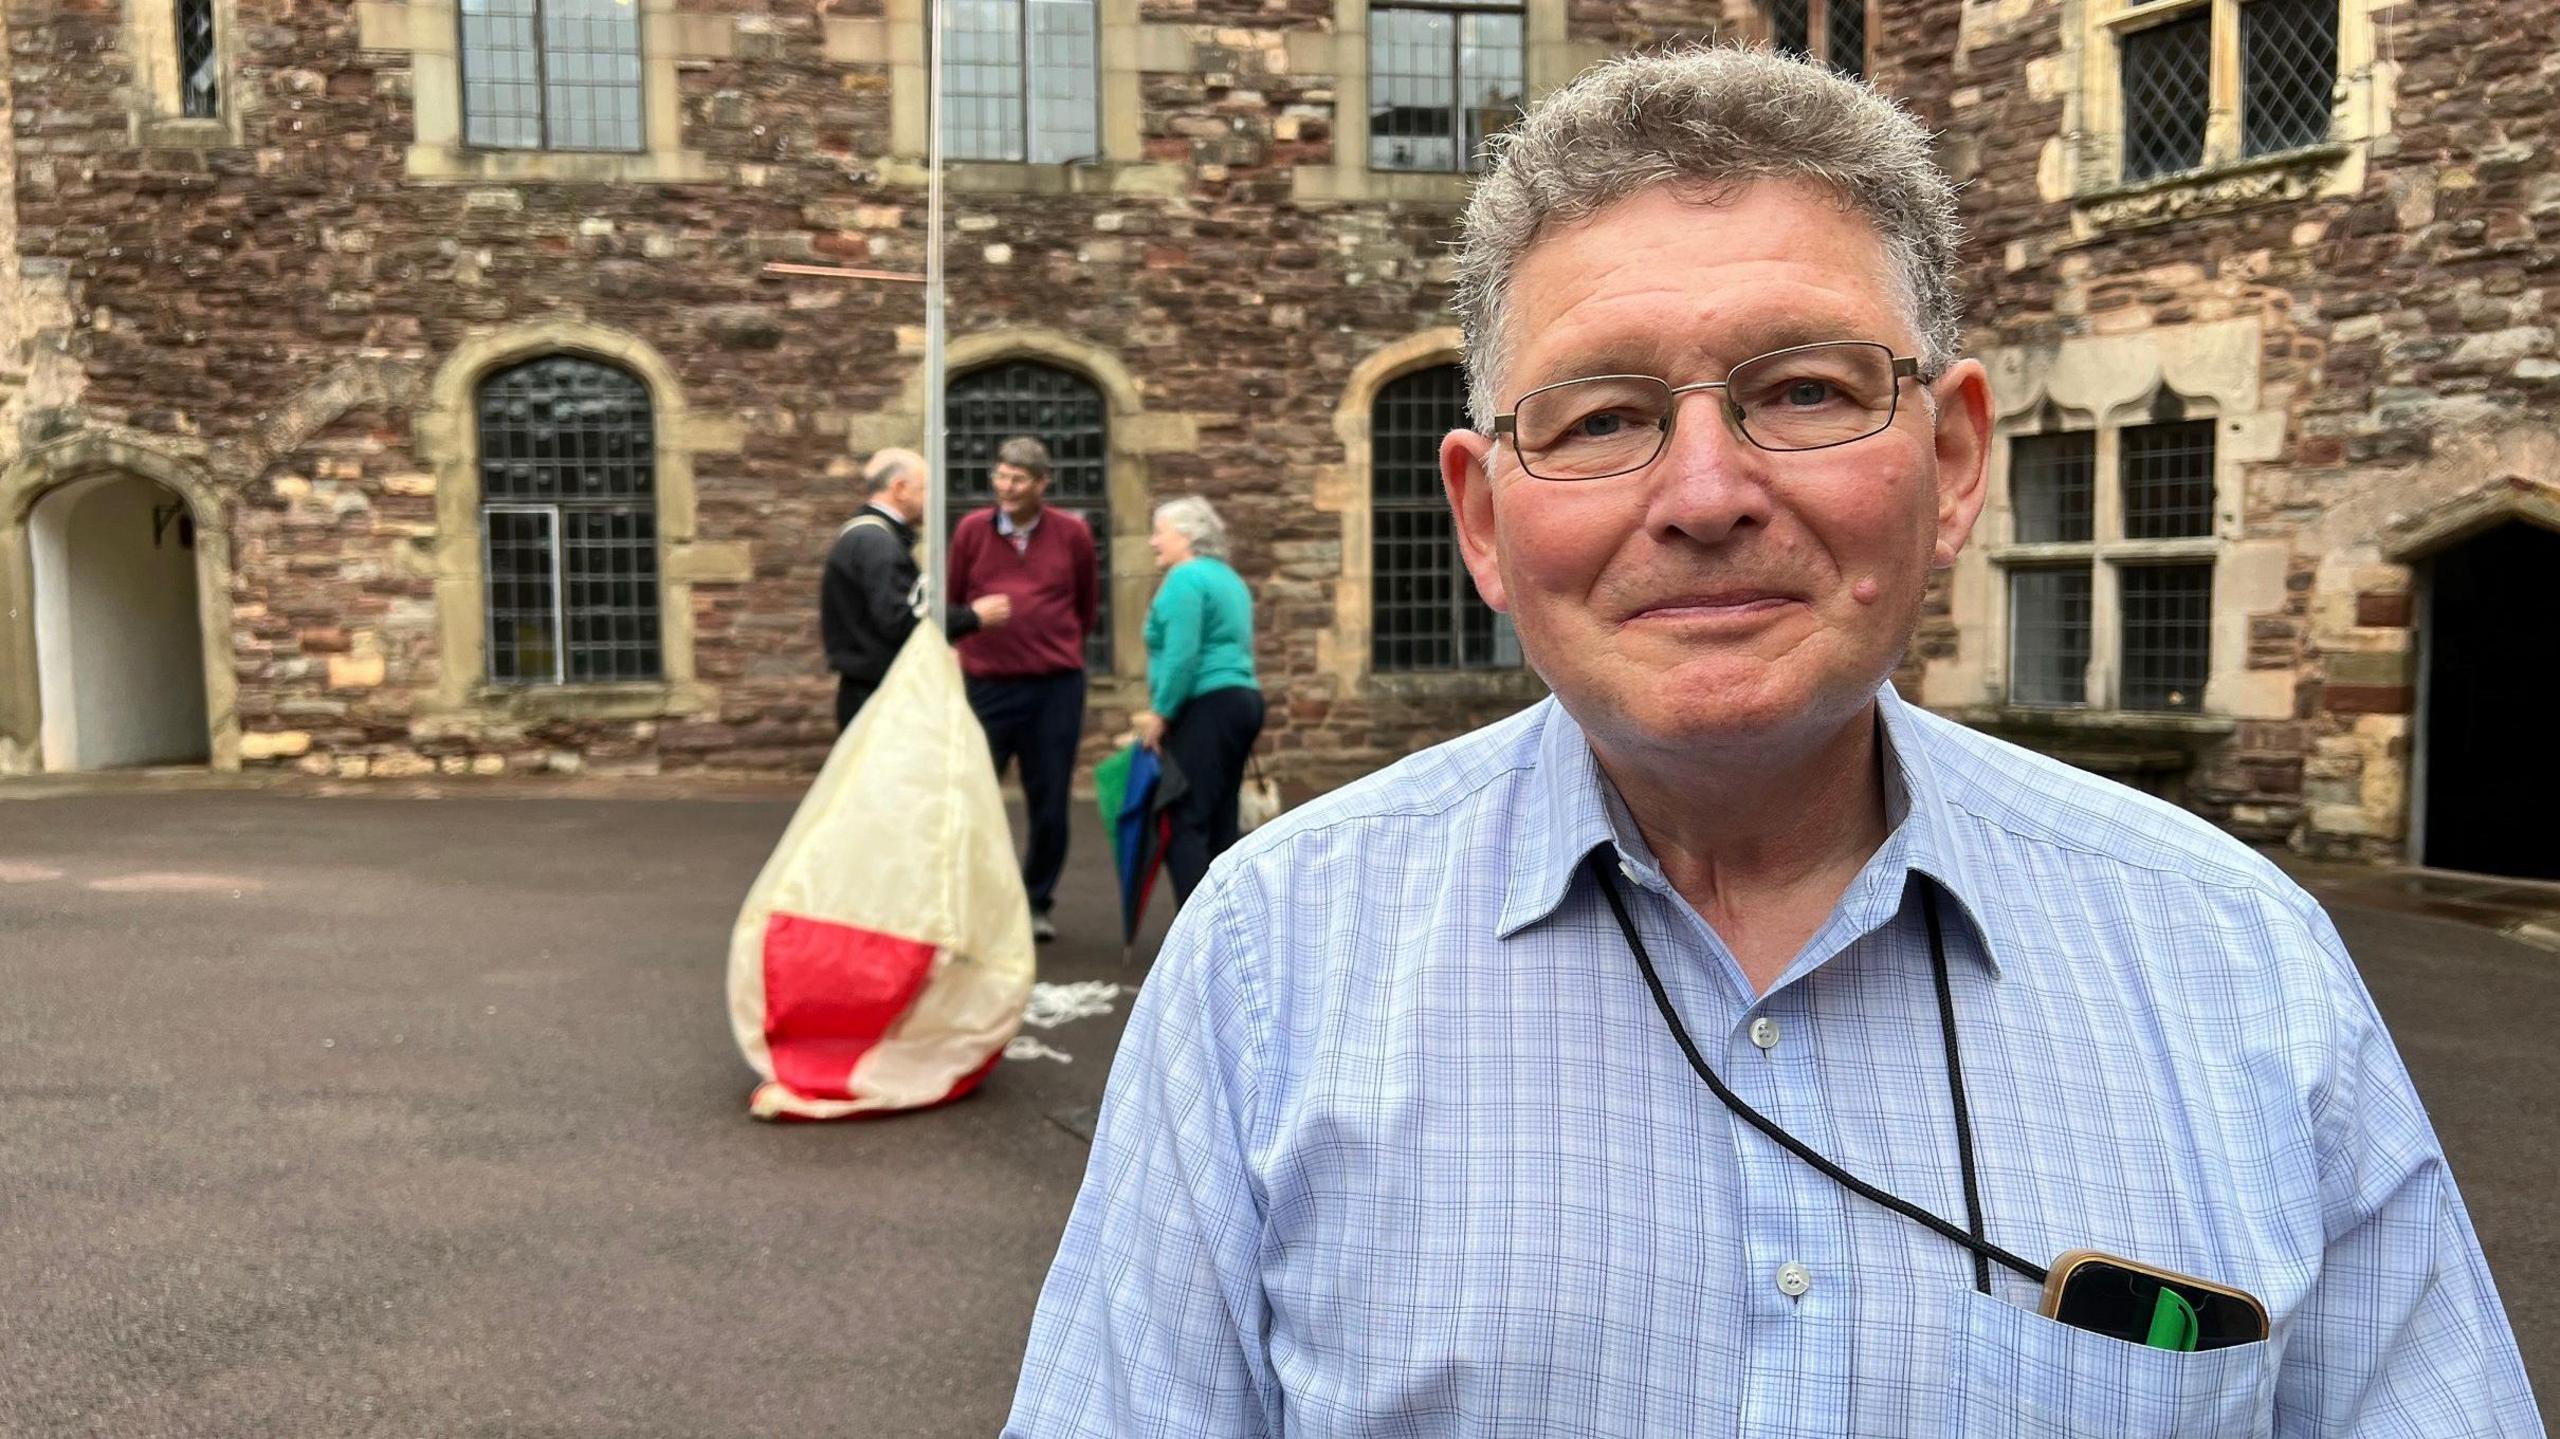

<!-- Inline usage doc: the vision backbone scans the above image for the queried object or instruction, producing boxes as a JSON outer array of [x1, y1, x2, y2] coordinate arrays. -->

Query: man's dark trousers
[[966, 670, 1087, 915], [834, 677, 877, 733]]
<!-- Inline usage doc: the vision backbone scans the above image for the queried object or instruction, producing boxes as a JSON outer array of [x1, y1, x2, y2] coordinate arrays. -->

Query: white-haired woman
[[1133, 495, 1264, 903]]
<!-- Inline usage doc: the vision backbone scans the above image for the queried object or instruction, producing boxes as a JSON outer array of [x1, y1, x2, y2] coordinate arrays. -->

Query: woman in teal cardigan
[[1132, 496, 1265, 903]]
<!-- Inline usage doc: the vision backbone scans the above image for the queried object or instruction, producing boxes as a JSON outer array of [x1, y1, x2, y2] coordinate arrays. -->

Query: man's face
[[991, 463, 1047, 523], [1440, 181, 1991, 760]]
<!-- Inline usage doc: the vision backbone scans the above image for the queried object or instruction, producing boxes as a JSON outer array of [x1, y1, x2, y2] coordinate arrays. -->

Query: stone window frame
[[0, 434, 243, 775], [1362, 0, 1528, 178], [1314, 329, 1545, 702], [842, 328, 1223, 707], [2050, 0, 2394, 235], [355, 0, 731, 184], [826, 0, 1191, 199], [1288, 0, 1604, 205], [416, 321, 750, 724], [126, 0, 248, 148], [1931, 319, 2293, 731], [1755, 0, 1873, 79]]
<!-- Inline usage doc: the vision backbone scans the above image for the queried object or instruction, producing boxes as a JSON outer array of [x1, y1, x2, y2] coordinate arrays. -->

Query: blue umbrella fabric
[[1094, 742, 1188, 957]]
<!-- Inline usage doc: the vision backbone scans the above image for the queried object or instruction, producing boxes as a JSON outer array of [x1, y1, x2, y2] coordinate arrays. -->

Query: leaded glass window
[[458, 0, 644, 154], [2008, 568, 2093, 707], [177, 0, 219, 119], [1371, 365, 1518, 672], [1767, 0, 1811, 55], [478, 356, 661, 685], [1765, 0, 1865, 79], [2120, 9, 2210, 181], [2119, 563, 2213, 711], [1824, 0, 1868, 81], [942, 0, 1100, 165], [2121, 420, 2216, 540], [1369, 0, 1524, 174], [945, 362, 1113, 670], [2010, 432, 2095, 544], [2241, 0, 2338, 157], [2000, 418, 2215, 713]]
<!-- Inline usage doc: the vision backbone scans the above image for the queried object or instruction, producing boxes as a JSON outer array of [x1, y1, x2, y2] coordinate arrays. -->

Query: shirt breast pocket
[[1944, 1286, 2278, 1438]]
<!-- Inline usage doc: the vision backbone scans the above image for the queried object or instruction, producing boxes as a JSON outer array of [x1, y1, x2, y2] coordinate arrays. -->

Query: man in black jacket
[[821, 447, 1012, 730]]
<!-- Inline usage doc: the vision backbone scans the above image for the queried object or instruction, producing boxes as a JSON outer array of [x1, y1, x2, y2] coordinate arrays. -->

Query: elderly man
[[1006, 48, 2540, 1438], [819, 447, 1008, 730]]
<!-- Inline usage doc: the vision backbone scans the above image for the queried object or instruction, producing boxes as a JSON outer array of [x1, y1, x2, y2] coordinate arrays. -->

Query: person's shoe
[[1031, 913, 1058, 945]]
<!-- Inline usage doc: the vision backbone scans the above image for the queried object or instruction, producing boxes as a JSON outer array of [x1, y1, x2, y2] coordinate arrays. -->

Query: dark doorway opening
[[2422, 521, 2560, 879]]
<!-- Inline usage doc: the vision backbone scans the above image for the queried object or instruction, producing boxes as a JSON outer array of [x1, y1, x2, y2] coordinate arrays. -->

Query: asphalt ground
[[1, 789, 2551, 1435]]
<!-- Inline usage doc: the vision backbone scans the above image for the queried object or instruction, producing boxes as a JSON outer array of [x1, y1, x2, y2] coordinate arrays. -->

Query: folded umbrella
[[1094, 741, 1187, 961]]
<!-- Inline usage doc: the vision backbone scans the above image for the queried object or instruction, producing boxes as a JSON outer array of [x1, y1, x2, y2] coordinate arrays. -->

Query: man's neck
[[1591, 700, 1890, 992]]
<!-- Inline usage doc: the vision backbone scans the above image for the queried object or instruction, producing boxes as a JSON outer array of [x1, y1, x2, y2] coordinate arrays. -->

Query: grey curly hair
[[1153, 495, 1229, 559], [1454, 45, 1966, 430]]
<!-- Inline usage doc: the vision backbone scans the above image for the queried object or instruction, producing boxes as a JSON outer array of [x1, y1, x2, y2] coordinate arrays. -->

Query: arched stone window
[[475, 355, 662, 685], [1369, 363, 1515, 672]]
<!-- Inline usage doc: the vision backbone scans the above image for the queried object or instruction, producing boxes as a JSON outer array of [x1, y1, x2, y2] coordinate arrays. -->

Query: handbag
[[1237, 750, 1283, 834]]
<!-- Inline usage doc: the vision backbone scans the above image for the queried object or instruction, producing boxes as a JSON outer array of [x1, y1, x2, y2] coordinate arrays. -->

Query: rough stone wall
[[2, 0, 1570, 783], [18, 0, 2536, 864], [1891, 0, 2559, 861]]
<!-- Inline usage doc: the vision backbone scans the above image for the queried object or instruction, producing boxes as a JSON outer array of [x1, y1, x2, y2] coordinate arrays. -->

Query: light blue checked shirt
[[1008, 687, 2541, 1437]]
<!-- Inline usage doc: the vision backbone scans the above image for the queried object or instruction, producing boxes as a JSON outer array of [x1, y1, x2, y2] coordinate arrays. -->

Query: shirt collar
[[1495, 685, 2001, 976], [995, 507, 1042, 539], [864, 502, 912, 533]]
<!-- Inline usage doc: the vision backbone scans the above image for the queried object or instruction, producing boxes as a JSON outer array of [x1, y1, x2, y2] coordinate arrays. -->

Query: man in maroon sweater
[[949, 435, 1099, 943]]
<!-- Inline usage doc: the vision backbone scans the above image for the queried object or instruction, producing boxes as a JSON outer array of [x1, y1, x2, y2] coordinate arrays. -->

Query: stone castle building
[[0, 0, 2550, 878]]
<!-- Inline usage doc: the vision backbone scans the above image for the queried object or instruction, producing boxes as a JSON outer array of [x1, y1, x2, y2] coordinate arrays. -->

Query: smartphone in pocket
[[2039, 1249, 2270, 1352]]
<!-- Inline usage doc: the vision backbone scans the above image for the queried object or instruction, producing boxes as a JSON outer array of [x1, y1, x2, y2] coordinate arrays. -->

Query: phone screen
[[2052, 1259, 2266, 1351]]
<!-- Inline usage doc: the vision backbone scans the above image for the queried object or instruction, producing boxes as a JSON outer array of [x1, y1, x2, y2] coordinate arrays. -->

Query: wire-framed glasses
[[1493, 341, 1923, 480]]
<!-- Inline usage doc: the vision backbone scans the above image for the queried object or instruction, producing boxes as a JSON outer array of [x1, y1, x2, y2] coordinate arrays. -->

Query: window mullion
[[1018, 0, 1035, 162], [1447, 18, 1465, 175], [547, 502, 568, 685], [2204, 0, 2243, 165], [531, 0, 553, 150], [2090, 425, 2125, 706], [1808, 0, 1830, 65]]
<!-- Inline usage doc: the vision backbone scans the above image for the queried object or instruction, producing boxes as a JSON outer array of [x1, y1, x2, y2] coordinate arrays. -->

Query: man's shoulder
[[1047, 506, 1095, 544], [830, 514, 900, 558], [952, 507, 998, 539], [1901, 701, 2306, 908], [1218, 702, 1551, 871]]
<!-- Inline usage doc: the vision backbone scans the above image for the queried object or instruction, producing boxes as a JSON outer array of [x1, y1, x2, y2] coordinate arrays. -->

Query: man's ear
[[1441, 429, 1508, 612], [1929, 359, 1994, 569]]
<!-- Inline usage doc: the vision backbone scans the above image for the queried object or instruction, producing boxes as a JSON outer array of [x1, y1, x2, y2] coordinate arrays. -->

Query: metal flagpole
[[921, 0, 950, 624]]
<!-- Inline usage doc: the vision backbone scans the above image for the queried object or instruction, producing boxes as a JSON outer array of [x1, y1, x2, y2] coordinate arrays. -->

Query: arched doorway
[[2418, 520, 2560, 878], [29, 474, 212, 770]]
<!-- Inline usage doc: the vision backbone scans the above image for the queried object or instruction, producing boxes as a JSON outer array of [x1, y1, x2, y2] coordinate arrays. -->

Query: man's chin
[[1558, 658, 1870, 754]]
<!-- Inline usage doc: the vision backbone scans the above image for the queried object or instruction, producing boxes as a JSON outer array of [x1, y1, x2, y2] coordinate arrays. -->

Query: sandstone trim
[[415, 320, 744, 726], [357, 0, 726, 186], [0, 432, 242, 774]]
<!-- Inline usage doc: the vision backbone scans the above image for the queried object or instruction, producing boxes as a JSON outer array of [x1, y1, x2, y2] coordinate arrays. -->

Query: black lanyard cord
[[1588, 853, 2048, 1289], [1924, 884, 1998, 1294]]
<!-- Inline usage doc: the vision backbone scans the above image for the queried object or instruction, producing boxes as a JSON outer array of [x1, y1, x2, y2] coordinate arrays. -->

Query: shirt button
[[1749, 1017, 1781, 1050], [1617, 857, 1640, 884], [1776, 1262, 1812, 1298]]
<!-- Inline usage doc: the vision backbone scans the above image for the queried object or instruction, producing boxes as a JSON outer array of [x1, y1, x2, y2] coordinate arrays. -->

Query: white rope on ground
[[1022, 981, 1124, 1031], [1009, 982, 1128, 1064]]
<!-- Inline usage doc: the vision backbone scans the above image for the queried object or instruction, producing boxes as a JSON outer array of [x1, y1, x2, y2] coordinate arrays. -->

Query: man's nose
[[1641, 391, 1776, 546]]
